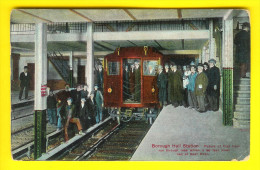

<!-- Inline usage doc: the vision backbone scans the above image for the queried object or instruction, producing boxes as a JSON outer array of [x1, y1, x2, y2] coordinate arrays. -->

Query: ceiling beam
[[126, 23, 136, 32], [127, 40, 137, 46], [223, 9, 234, 20], [68, 9, 93, 22], [188, 22, 199, 30], [16, 9, 53, 23], [177, 9, 182, 19], [154, 40, 164, 50], [104, 24, 115, 32], [123, 9, 137, 20], [94, 42, 114, 51], [11, 30, 210, 42], [18, 50, 201, 57]]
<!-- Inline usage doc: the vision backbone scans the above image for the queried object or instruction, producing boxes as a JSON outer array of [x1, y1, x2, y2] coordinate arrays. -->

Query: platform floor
[[11, 90, 34, 105], [131, 105, 250, 161]]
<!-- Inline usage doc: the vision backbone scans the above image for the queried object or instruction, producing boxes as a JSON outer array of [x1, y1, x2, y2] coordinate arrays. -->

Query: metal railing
[[11, 19, 215, 33]]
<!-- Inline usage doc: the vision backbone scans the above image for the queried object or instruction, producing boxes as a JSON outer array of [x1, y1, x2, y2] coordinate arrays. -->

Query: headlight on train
[[151, 87, 155, 93], [108, 88, 112, 93]]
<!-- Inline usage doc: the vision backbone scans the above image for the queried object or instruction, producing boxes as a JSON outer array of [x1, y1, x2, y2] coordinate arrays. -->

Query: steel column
[[34, 23, 47, 158], [69, 51, 74, 87], [222, 19, 233, 125], [86, 22, 94, 92]]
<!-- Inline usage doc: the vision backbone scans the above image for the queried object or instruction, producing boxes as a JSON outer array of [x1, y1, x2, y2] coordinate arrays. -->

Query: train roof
[[105, 46, 163, 58]]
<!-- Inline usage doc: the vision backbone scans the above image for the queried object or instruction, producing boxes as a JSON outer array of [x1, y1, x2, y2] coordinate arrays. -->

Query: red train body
[[103, 46, 163, 109]]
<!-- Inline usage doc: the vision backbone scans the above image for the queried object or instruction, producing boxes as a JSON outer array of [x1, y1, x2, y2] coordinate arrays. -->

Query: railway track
[[59, 120, 151, 161]]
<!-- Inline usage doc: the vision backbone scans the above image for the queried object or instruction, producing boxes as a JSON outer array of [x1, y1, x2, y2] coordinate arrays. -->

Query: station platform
[[11, 90, 34, 105], [131, 105, 249, 161]]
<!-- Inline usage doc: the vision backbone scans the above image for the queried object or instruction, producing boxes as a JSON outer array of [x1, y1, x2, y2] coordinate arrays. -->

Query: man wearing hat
[[168, 63, 183, 107], [96, 64, 104, 92], [234, 22, 250, 78], [183, 65, 191, 108], [157, 65, 167, 108], [195, 63, 208, 113], [87, 91, 97, 125], [19, 66, 31, 100], [79, 98, 91, 130], [164, 63, 169, 104], [64, 97, 84, 142], [94, 85, 104, 123], [207, 59, 220, 111], [187, 65, 198, 109]]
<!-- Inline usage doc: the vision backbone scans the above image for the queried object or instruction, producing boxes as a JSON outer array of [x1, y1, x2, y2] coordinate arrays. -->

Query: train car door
[[142, 59, 159, 104], [103, 57, 121, 107]]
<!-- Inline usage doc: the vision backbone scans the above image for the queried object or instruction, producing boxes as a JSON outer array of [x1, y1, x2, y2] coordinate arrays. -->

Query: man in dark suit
[[79, 98, 91, 130], [157, 65, 167, 108], [19, 66, 30, 100], [207, 59, 220, 111], [234, 22, 250, 78], [96, 64, 104, 92], [94, 85, 104, 123], [87, 91, 96, 126]]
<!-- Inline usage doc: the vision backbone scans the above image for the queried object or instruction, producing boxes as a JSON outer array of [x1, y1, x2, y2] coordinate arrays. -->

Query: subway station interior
[[10, 9, 250, 161]]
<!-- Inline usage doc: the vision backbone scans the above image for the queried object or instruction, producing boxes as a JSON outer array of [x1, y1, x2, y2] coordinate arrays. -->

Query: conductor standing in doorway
[[19, 66, 30, 100]]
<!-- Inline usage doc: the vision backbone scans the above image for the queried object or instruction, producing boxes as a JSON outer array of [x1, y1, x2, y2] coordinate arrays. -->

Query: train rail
[[57, 120, 150, 161], [37, 117, 114, 160]]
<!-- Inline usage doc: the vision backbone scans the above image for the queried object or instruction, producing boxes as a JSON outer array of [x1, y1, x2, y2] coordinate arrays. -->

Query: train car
[[103, 46, 163, 121]]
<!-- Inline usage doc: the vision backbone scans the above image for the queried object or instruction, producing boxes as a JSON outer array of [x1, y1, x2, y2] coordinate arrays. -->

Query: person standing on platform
[[56, 97, 65, 131], [88, 91, 96, 125], [79, 98, 91, 130], [94, 85, 104, 123], [47, 90, 57, 125], [70, 84, 82, 114], [207, 59, 221, 111], [157, 65, 167, 108], [64, 97, 84, 142], [203, 62, 210, 109], [187, 65, 198, 110], [164, 63, 169, 105], [183, 65, 191, 108], [195, 63, 208, 113], [96, 64, 104, 92], [19, 66, 30, 100], [134, 60, 141, 102], [234, 22, 250, 78], [169, 64, 183, 107], [81, 84, 89, 100]]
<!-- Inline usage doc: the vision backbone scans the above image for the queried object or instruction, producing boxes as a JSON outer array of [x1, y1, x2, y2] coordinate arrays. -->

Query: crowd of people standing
[[157, 59, 220, 113], [47, 84, 103, 142]]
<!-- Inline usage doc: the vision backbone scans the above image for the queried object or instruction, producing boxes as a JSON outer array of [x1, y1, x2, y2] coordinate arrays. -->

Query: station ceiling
[[11, 9, 248, 54], [11, 9, 248, 23]]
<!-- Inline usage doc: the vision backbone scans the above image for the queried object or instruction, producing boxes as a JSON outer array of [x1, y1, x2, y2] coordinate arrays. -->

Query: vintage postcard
[[9, 8, 250, 162]]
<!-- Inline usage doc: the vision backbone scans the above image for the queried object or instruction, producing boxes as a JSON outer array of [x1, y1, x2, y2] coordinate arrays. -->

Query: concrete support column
[[201, 46, 206, 63], [86, 22, 94, 92], [209, 19, 216, 60], [222, 19, 233, 126], [69, 51, 74, 87], [34, 23, 48, 159], [73, 58, 79, 85]]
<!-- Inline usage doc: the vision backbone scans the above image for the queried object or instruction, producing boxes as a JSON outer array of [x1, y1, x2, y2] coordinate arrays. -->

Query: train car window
[[143, 60, 158, 76], [107, 61, 120, 75]]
